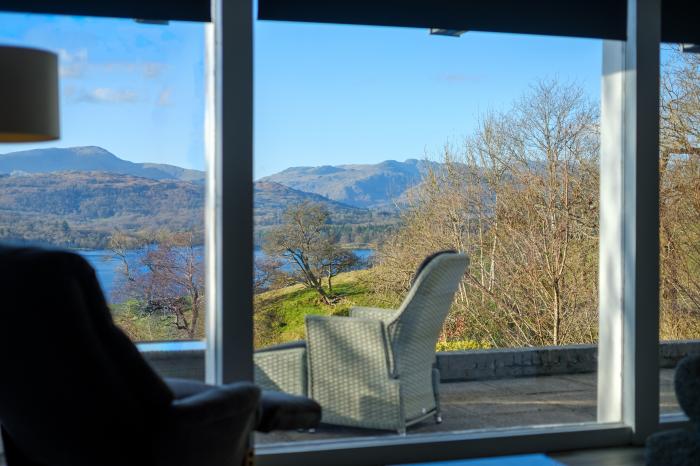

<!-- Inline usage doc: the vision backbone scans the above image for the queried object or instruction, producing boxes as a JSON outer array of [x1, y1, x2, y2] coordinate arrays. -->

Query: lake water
[[78, 247, 374, 298]]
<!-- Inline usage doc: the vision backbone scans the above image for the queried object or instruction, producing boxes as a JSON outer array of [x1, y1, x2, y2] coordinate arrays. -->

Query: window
[[659, 44, 700, 419], [0, 12, 207, 352], [0, 0, 685, 464], [253, 17, 608, 448]]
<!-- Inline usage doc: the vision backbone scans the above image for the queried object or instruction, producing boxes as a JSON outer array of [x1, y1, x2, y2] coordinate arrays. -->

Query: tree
[[263, 202, 358, 303], [254, 256, 286, 293], [321, 247, 358, 294], [111, 230, 204, 339], [658, 47, 700, 339], [370, 79, 599, 347]]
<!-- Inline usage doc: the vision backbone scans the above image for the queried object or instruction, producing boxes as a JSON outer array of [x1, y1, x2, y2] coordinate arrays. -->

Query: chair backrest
[[386, 251, 469, 376], [0, 246, 174, 466]]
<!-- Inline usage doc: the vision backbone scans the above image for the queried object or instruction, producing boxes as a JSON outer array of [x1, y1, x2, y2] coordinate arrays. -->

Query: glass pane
[[0, 12, 206, 378], [659, 44, 700, 417], [254, 19, 602, 445]]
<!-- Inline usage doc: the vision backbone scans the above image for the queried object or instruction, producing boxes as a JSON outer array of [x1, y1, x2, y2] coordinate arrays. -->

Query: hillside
[[254, 270, 379, 347], [254, 181, 372, 227], [0, 146, 205, 183], [260, 159, 438, 209], [0, 146, 407, 248], [0, 172, 393, 249], [0, 171, 205, 248]]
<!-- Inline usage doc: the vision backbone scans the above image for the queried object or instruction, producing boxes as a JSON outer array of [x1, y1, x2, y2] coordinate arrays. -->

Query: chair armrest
[[170, 382, 260, 426], [349, 306, 397, 322], [254, 345, 308, 396], [257, 391, 321, 433], [160, 383, 260, 466]]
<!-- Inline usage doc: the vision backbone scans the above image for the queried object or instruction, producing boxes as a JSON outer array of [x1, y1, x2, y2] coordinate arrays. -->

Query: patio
[[256, 369, 680, 444]]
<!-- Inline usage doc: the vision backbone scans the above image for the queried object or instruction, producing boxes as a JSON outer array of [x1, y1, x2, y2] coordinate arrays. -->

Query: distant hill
[[0, 147, 405, 248], [0, 172, 391, 249], [0, 171, 204, 248], [254, 181, 372, 227], [259, 159, 438, 209], [0, 146, 205, 182]]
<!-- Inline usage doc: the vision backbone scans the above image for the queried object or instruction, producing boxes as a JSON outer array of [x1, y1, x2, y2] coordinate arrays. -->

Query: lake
[[78, 247, 374, 299]]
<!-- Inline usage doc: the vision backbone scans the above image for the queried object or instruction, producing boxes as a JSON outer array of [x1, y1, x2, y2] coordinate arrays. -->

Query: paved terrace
[[133, 340, 694, 445], [257, 369, 680, 444]]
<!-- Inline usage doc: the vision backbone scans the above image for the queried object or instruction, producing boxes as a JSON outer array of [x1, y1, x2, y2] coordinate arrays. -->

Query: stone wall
[[141, 340, 700, 384], [142, 348, 206, 382]]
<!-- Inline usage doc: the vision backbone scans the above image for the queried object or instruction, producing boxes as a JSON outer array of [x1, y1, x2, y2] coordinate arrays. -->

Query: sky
[[0, 12, 603, 178]]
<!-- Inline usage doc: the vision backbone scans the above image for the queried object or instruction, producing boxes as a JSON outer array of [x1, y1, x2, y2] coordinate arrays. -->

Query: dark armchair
[[0, 246, 320, 466]]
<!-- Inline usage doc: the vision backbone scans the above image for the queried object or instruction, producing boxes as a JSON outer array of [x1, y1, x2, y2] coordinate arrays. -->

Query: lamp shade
[[0, 46, 59, 142]]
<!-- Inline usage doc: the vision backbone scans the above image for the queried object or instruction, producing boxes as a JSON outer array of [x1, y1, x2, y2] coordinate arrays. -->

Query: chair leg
[[1, 428, 45, 466], [432, 366, 443, 424]]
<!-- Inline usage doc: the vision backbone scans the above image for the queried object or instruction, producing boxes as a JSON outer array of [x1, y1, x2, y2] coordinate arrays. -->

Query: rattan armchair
[[255, 251, 469, 434]]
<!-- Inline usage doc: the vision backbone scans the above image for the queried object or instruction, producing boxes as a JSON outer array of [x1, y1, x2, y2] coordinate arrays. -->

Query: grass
[[112, 299, 205, 342], [109, 269, 492, 352], [254, 270, 493, 351], [254, 270, 385, 348]]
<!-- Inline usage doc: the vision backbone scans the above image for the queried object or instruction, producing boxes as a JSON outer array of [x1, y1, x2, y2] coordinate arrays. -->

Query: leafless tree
[[370, 79, 599, 347], [263, 201, 358, 303], [111, 230, 204, 339]]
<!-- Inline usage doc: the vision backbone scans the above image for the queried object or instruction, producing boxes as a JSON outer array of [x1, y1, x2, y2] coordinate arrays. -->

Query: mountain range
[[0, 146, 205, 183], [0, 146, 429, 247], [259, 159, 437, 209]]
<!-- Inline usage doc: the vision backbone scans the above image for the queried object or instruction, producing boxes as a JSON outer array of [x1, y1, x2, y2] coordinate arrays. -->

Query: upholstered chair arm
[[158, 382, 260, 466]]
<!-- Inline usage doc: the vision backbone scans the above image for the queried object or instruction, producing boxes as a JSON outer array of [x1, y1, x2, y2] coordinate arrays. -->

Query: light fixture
[[0, 45, 59, 142], [429, 29, 467, 38]]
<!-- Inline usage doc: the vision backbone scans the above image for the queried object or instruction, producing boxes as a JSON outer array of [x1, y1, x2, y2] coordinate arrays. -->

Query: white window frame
[[204, 0, 687, 464]]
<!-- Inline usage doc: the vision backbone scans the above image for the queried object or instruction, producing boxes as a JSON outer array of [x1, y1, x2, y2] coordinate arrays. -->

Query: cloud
[[57, 48, 167, 79], [156, 88, 173, 106], [143, 62, 167, 78], [74, 87, 140, 104], [103, 62, 167, 79], [58, 48, 88, 78]]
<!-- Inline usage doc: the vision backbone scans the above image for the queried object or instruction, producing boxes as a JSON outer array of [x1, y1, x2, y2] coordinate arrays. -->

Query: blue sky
[[0, 12, 603, 178]]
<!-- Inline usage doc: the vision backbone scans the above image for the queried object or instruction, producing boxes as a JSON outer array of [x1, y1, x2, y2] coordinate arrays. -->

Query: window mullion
[[621, 0, 661, 442]]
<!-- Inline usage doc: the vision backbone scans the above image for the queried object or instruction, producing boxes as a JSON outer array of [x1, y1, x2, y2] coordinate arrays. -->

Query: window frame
[[204, 0, 686, 463]]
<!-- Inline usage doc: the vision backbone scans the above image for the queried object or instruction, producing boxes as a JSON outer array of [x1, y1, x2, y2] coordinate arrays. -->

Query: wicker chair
[[255, 251, 469, 434]]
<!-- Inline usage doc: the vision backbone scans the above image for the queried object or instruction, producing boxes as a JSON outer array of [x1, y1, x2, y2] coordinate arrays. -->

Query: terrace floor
[[257, 369, 681, 445]]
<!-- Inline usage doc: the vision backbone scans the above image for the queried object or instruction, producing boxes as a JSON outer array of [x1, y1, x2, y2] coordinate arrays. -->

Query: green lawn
[[253, 270, 491, 351], [254, 270, 389, 348]]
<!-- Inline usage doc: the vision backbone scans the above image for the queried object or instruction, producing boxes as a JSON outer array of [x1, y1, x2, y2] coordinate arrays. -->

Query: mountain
[[0, 146, 405, 248], [0, 171, 204, 248], [254, 181, 372, 227], [259, 159, 438, 209], [0, 146, 205, 182]]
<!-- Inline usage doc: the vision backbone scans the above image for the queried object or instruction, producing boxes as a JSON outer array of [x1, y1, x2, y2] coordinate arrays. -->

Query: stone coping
[[141, 340, 700, 383]]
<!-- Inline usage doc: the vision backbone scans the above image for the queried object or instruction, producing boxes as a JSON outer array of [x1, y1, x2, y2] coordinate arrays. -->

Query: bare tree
[[658, 48, 700, 339], [111, 230, 204, 339], [370, 79, 599, 347], [254, 256, 287, 293], [263, 202, 358, 303]]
